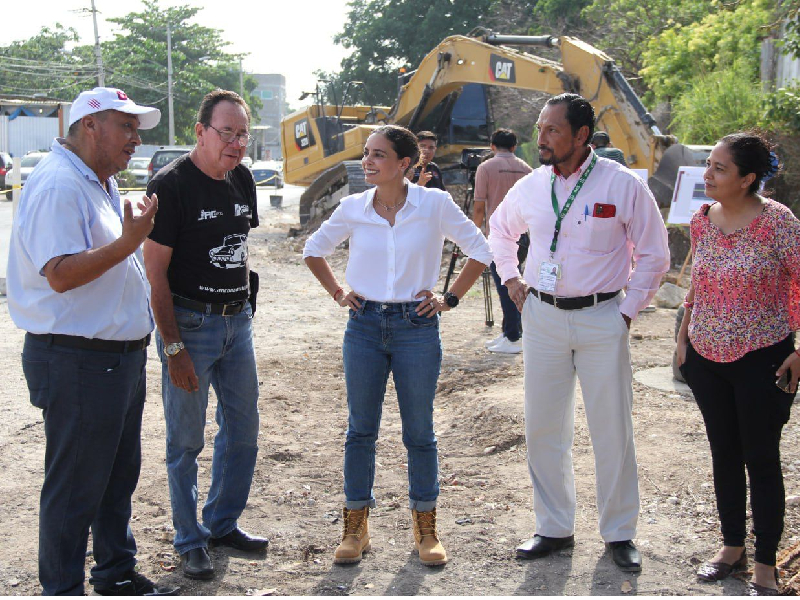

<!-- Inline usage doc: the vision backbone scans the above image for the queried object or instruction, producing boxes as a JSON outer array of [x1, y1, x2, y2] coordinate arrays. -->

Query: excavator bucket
[[649, 143, 712, 207]]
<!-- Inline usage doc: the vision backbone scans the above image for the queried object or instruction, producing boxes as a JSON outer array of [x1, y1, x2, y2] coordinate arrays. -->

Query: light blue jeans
[[342, 300, 442, 511], [156, 303, 259, 555]]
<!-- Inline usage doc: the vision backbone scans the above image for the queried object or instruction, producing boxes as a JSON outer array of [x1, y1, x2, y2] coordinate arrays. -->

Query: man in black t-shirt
[[143, 90, 267, 582], [410, 131, 446, 190]]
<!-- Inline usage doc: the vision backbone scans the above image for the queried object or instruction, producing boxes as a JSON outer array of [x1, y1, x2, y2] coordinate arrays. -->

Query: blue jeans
[[342, 301, 442, 511], [490, 261, 522, 342], [156, 303, 259, 555], [22, 334, 146, 596]]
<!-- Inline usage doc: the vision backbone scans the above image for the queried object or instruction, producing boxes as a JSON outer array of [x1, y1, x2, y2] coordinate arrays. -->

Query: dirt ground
[[2, 195, 800, 596]]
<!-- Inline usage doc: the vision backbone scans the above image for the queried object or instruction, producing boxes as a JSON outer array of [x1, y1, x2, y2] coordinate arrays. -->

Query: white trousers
[[521, 293, 639, 542]]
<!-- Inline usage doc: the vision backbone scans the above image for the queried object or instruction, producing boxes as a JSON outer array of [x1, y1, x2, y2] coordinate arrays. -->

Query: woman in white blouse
[[304, 125, 491, 567]]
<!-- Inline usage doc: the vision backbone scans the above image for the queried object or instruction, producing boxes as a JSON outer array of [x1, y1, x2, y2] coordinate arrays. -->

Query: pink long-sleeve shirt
[[689, 200, 800, 363], [488, 151, 670, 319]]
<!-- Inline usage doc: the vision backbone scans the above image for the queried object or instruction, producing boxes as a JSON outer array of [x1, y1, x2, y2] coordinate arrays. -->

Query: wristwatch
[[443, 291, 459, 308], [164, 341, 185, 358]]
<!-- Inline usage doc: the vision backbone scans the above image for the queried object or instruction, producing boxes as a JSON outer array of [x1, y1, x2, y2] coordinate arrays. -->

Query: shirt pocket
[[575, 215, 619, 254]]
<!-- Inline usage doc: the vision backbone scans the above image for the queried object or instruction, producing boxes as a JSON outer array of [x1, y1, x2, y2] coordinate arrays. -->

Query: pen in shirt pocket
[[582, 204, 589, 222]]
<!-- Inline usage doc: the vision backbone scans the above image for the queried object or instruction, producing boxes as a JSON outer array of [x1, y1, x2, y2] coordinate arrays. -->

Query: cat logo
[[294, 118, 316, 151], [489, 54, 516, 83]]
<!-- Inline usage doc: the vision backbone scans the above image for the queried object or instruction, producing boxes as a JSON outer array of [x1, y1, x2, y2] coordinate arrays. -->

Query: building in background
[[251, 74, 286, 161], [0, 98, 71, 157]]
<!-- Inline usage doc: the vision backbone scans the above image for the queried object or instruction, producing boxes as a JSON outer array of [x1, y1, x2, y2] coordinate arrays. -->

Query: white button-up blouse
[[303, 183, 493, 303]]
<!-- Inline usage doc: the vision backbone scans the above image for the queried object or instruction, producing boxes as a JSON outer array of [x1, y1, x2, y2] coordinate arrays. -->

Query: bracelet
[[332, 288, 344, 302], [683, 301, 694, 309]]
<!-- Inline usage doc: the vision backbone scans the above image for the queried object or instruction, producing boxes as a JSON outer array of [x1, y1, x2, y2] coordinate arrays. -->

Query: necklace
[[373, 185, 408, 212]]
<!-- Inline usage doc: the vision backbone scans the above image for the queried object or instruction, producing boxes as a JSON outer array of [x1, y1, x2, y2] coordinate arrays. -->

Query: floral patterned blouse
[[689, 200, 800, 363]]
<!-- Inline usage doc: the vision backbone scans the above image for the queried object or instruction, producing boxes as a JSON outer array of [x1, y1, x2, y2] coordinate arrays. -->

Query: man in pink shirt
[[489, 93, 669, 572], [472, 129, 532, 354]]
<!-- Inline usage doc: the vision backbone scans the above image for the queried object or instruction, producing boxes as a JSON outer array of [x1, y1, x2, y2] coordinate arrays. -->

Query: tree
[[0, 25, 94, 99], [103, 0, 261, 144], [0, 0, 262, 145], [327, 0, 493, 105], [640, 0, 774, 103], [580, 0, 714, 91]]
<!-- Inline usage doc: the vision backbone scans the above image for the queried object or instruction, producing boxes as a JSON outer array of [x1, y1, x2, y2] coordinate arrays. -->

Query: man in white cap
[[7, 87, 177, 596]]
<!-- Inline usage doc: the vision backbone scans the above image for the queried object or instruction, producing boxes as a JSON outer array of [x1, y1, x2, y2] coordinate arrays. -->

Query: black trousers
[[680, 336, 795, 565]]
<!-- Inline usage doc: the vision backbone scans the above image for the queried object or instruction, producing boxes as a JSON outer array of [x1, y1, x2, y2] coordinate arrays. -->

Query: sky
[[5, 0, 352, 107]]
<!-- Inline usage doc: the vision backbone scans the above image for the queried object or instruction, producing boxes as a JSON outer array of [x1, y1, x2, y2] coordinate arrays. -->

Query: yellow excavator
[[281, 29, 695, 227]]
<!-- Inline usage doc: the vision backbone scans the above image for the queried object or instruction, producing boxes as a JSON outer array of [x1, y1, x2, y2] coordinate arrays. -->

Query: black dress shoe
[[211, 527, 269, 553], [697, 549, 747, 582], [94, 570, 180, 596], [608, 540, 642, 572], [516, 534, 575, 559], [181, 547, 214, 580]]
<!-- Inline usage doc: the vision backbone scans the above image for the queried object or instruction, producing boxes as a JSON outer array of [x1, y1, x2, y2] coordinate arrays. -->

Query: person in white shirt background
[[303, 125, 492, 568]]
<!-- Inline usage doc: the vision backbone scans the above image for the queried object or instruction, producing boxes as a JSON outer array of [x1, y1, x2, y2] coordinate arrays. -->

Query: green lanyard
[[549, 153, 597, 256]]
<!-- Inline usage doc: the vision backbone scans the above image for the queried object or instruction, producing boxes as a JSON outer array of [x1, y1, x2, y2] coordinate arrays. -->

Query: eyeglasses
[[208, 124, 253, 147]]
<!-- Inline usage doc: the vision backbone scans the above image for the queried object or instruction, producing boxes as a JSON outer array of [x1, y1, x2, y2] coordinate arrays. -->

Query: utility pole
[[167, 22, 175, 145], [239, 58, 244, 97], [90, 0, 105, 86]]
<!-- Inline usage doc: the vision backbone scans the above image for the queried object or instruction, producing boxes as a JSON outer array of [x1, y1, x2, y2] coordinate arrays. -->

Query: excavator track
[[299, 161, 372, 230]]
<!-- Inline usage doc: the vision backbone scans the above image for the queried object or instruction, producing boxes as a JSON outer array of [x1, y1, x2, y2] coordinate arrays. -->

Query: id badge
[[538, 261, 560, 293]]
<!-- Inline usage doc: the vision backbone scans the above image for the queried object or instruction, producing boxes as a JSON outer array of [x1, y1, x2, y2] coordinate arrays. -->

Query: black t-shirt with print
[[147, 154, 258, 304], [411, 161, 446, 190]]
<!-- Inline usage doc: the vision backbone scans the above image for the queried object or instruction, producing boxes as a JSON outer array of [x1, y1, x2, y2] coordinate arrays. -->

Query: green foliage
[[640, 0, 773, 103], [580, 0, 714, 89], [0, 25, 91, 98], [669, 62, 765, 144], [115, 169, 139, 190], [764, 85, 800, 134], [328, 0, 493, 105], [103, 0, 261, 144], [0, 0, 262, 145], [778, 0, 800, 59]]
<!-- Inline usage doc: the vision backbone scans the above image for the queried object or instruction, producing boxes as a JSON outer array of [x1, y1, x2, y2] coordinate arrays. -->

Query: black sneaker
[[94, 570, 180, 596]]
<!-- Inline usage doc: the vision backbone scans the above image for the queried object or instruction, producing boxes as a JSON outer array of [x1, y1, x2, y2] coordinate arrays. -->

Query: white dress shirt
[[303, 183, 492, 302], [489, 151, 670, 318], [7, 138, 154, 340]]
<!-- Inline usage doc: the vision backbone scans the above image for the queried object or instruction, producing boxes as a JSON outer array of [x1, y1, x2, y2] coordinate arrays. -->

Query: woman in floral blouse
[[677, 132, 797, 596]]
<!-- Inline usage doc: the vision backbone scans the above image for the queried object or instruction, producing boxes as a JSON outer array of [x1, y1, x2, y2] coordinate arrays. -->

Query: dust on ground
[[1, 195, 799, 596]]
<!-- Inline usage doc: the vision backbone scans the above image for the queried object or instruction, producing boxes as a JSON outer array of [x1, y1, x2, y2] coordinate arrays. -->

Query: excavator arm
[[388, 33, 673, 172]]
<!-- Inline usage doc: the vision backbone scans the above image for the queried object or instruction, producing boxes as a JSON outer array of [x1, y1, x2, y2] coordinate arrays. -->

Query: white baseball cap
[[69, 87, 161, 130]]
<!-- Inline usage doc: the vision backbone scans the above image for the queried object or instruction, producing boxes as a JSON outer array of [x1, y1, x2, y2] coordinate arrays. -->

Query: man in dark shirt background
[[591, 131, 627, 166], [410, 131, 446, 190]]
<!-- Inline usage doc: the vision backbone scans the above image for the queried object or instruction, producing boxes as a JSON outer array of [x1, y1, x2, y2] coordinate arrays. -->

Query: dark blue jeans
[[490, 261, 522, 342], [342, 301, 442, 511], [22, 334, 147, 595], [156, 303, 259, 555]]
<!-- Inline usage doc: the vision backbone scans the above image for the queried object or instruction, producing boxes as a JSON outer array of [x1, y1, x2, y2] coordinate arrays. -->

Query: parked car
[[241, 156, 253, 169], [0, 152, 12, 191], [251, 161, 284, 188], [127, 157, 150, 187], [5, 150, 49, 200], [147, 146, 192, 181]]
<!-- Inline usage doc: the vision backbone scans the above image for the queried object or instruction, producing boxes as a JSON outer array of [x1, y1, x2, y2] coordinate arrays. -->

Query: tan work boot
[[333, 507, 371, 564], [412, 508, 448, 566]]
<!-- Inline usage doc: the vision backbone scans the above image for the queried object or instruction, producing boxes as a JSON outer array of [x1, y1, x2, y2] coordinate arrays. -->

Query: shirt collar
[[363, 182, 420, 214], [552, 148, 595, 180], [52, 137, 103, 186]]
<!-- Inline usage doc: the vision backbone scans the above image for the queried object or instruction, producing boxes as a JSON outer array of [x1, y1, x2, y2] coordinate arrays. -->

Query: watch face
[[166, 342, 183, 357], [445, 293, 459, 307]]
